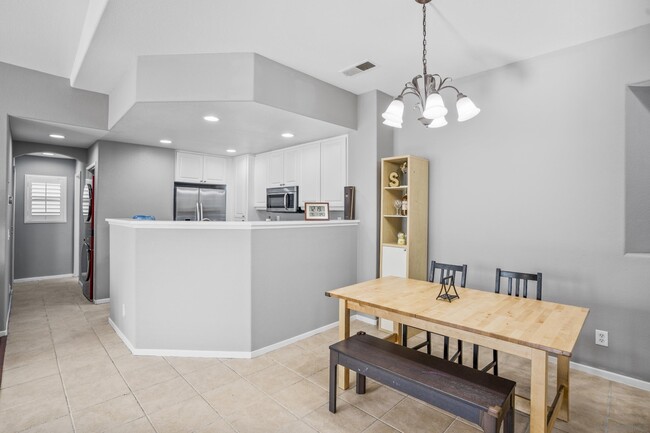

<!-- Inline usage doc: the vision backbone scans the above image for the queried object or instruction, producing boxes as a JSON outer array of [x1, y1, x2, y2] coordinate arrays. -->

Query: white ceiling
[[2, 0, 650, 151]]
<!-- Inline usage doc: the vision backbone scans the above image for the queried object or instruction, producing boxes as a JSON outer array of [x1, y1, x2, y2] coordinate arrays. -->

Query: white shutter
[[25, 175, 67, 223]]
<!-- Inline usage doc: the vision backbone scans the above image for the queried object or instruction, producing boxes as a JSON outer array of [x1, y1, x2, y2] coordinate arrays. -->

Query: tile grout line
[[163, 355, 241, 433], [46, 283, 79, 433], [91, 312, 162, 433]]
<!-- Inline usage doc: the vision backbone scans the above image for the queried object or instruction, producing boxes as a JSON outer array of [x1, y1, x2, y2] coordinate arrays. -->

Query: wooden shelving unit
[[379, 155, 429, 281]]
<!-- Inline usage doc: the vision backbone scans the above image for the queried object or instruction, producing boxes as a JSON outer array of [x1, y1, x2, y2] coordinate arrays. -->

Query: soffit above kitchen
[[2, 0, 650, 155]]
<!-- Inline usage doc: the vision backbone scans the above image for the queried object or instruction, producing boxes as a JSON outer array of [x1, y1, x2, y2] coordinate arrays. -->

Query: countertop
[[106, 218, 360, 230]]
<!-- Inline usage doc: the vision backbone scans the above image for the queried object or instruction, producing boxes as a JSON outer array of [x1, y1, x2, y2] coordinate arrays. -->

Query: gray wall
[[13, 155, 76, 279], [90, 140, 175, 300], [625, 84, 650, 253], [393, 25, 650, 381], [250, 225, 358, 350], [349, 91, 395, 282], [0, 61, 108, 335]]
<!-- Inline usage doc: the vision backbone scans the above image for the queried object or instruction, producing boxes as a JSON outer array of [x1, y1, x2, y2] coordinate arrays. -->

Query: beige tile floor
[[1, 278, 649, 433]]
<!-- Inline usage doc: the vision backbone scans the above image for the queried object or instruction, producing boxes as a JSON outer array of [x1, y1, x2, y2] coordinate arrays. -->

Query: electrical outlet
[[122, 304, 126, 318], [595, 329, 608, 347]]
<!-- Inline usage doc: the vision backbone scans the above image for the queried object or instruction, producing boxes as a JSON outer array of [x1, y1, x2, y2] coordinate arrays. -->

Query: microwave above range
[[266, 186, 299, 213]]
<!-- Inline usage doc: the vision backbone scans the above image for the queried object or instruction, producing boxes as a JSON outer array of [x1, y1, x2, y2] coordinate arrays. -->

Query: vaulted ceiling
[[2, 0, 650, 153]]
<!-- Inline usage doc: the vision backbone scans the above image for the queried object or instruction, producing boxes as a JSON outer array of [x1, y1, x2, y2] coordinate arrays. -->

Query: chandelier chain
[[422, 3, 427, 75]]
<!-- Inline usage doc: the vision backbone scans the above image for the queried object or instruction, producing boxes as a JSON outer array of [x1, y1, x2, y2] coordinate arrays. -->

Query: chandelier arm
[[439, 84, 461, 95], [402, 87, 425, 106]]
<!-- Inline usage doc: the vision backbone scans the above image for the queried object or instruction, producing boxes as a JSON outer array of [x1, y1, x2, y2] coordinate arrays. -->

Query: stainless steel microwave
[[266, 186, 299, 213]]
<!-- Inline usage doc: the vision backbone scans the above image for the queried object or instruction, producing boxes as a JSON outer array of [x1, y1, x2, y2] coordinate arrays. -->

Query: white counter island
[[107, 219, 359, 358]]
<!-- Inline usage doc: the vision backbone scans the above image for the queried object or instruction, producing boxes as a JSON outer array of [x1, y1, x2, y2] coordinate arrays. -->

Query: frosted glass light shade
[[427, 116, 447, 128], [382, 97, 404, 123], [456, 94, 480, 122], [422, 92, 448, 119], [382, 118, 402, 128]]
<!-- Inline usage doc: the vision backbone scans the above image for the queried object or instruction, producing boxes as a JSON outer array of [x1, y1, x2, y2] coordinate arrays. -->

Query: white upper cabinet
[[203, 155, 227, 184], [253, 153, 269, 208], [267, 151, 284, 187], [175, 152, 203, 183], [176, 151, 227, 185], [299, 142, 321, 206], [253, 135, 348, 209], [283, 147, 300, 185], [320, 136, 348, 209]]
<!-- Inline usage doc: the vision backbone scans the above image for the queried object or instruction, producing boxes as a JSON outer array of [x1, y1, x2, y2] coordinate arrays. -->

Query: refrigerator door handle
[[196, 202, 200, 221], [200, 202, 204, 220]]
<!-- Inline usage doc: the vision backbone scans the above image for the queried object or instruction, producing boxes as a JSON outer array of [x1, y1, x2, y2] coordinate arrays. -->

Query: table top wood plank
[[327, 276, 589, 357]]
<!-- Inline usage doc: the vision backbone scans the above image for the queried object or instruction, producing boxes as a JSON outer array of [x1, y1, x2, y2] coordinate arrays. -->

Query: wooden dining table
[[326, 276, 589, 433]]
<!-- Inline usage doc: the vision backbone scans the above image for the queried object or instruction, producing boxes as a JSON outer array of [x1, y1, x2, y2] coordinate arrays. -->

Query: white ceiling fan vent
[[341, 61, 376, 77]]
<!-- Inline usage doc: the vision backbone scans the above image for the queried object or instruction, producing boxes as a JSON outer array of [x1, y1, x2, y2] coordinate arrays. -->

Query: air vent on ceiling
[[341, 61, 376, 77]]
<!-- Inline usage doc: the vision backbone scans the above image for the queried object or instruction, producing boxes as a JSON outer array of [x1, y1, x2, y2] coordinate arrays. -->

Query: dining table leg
[[530, 349, 549, 433], [337, 299, 350, 389], [557, 355, 570, 421]]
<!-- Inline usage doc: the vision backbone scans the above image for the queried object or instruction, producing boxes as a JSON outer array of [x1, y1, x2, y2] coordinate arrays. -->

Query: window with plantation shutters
[[24, 175, 67, 223]]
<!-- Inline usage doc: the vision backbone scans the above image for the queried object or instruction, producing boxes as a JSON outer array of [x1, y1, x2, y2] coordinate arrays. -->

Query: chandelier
[[382, 0, 480, 129]]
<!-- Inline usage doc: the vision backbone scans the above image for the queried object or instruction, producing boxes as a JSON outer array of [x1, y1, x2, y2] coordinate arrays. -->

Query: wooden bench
[[329, 332, 516, 433]]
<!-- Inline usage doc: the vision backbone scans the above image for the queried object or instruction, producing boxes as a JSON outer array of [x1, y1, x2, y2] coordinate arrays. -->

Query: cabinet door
[[299, 142, 321, 206], [381, 246, 407, 277], [283, 147, 300, 186], [320, 136, 348, 209], [253, 154, 268, 208], [203, 156, 227, 184], [268, 152, 284, 186], [176, 152, 203, 183], [234, 155, 249, 219]]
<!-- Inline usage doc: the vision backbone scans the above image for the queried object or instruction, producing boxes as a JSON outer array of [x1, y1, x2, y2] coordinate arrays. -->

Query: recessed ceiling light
[[49, 134, 65, 139], [226, 149, 237, 153], [42, 152, 54, 156], [203, 115, 220, 122], [281, 132, 294, 138], [160, 139, 172, 144]]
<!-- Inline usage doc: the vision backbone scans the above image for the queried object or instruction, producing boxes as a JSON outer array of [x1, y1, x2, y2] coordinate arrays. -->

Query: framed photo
[[305, 202, 330, 221]]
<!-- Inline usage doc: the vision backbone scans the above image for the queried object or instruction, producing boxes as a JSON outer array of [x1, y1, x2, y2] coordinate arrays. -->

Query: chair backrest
[[429, 261, 468, 288], [495, 268, 542, 300]]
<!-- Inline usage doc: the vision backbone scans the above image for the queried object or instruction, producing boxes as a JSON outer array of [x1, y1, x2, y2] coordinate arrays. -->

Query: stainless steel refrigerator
[[174, 183, 226, 221]]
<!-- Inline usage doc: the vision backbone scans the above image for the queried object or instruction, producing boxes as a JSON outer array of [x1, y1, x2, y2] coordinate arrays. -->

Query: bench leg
[[356, 373, 366, 394], [329, 350, 338, 413], [504, 394, 515, 433], [478, 411, 498, 433]]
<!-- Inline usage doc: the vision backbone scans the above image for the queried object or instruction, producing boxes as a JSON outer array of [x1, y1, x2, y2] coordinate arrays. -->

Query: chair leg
[[493, 349, 499, 376], [401, 324, 408, 346], [504, 394, 515, 433], [473, 344, 479, 369], [329, 351, 338, 413], [426, 332, 432, 355], [443, 336, 450, 360], [458, 340, 463, 364]]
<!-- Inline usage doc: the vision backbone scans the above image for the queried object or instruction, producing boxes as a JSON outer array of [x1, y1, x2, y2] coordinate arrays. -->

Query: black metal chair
[[402, 261, 467, 363], [473, 268, 543, 375]]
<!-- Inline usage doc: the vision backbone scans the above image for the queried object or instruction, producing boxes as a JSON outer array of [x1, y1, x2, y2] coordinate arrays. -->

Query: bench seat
[[329, 332, 515, 433]]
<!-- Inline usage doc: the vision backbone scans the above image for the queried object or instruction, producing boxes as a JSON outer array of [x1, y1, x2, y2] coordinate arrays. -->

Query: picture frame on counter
[[305, 202, 330, 221]]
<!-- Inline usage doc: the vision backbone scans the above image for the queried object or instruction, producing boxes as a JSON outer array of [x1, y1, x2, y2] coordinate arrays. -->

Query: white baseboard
[[94, 298, 110, 305], [106, 313, 649, 391], [107, 314, 372, 359], [568, 360, 650, 391], [13, 274, 74, 283]]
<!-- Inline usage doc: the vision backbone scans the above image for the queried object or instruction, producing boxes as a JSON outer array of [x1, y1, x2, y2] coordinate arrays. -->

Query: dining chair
[[402, 261, 467, 362], [473, 268, 543, 375]]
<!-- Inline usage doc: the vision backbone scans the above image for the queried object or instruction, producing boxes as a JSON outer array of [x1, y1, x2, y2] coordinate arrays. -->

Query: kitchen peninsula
[[106, 219, 358, 357]]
